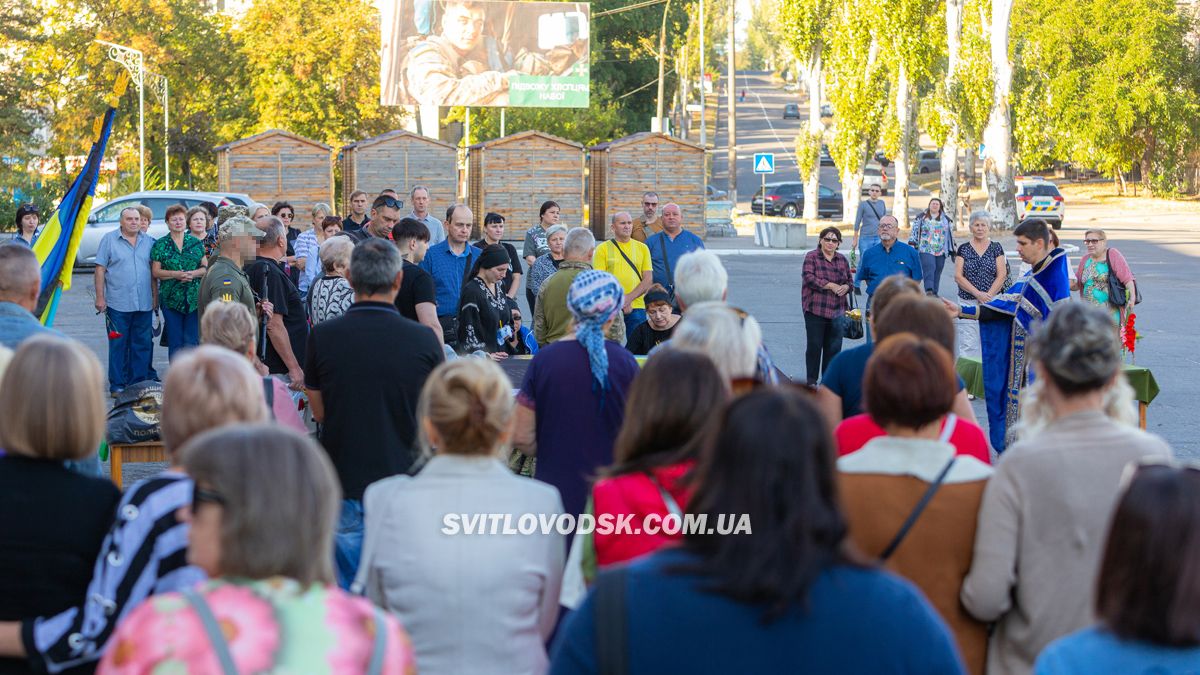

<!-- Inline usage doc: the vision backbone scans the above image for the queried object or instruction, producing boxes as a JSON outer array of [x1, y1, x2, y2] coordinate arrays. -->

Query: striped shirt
[[23, 472, 205, 673]]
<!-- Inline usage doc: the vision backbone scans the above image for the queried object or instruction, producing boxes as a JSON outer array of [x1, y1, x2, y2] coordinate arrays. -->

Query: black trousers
[[804, 311, 844, 385]]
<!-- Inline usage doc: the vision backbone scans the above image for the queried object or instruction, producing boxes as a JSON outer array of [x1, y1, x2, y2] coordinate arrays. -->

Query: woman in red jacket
[[591, 349, 729, 567]]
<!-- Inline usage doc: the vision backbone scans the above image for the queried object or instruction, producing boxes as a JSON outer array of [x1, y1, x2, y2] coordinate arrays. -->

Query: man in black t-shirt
[[244, 216, 308, 386], [392, 217, 442, 345], [304, 238, 444, 588]]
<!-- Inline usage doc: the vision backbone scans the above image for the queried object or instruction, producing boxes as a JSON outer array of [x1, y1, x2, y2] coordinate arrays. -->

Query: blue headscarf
[[567, 270, 624, 399]]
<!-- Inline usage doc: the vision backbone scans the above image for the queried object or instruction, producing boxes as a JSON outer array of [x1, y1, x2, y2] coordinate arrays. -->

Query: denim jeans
[[162, 307, 199, 361], [334, 499, 364, 590], [920, 253, 948, 295], [803, 311, 844, 385], [858, 235, 881, 259], [624, 309, 647, 340], [106, 309, 153, 393]]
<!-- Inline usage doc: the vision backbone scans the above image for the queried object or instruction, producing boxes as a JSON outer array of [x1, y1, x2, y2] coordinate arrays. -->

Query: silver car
[[77, 190, 254, 266]]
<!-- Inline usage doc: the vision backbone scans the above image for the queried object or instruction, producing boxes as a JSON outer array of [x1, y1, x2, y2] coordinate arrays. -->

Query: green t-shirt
[[197, 255, 256, 321]]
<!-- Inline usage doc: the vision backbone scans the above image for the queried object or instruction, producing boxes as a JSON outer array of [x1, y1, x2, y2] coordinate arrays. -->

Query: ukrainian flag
[[32, 103, 118, 326]]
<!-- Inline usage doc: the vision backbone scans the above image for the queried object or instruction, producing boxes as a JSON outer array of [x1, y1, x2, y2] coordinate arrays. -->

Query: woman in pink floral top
[[98, 425, 416, 675]]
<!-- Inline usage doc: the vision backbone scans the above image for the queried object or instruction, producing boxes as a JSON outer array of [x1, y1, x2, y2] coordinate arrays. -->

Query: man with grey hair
[[0, 244, 60, 347], [245, 216, 307, 388], [95, 205, 155, 395], [304, 238, 444, 589], [534, 227, 625, 345], [632, 191, 661, 242], [407, 185, 445, 245]]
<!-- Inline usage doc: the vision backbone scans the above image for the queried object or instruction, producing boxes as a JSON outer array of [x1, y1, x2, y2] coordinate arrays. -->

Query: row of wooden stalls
[[215, 129, 707, 241]]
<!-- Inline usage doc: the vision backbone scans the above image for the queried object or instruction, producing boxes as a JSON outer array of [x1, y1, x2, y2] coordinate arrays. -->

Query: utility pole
[[726, 0, 737, 205], [656, 0, 672, 131]]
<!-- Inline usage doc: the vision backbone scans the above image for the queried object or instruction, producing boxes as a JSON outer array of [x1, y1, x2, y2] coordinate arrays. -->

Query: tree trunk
[[941, 0, 964, 226], [893, 61, 912, 229], [843, 162, 866, 225], [964, 145, 978, 188], [804, 44, 824, 222], [983, 0, 1016, 229]]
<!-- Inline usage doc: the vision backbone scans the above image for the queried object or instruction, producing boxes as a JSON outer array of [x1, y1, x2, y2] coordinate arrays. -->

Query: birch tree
[[939, 0, 964, 222], [779, 0, 833, 221], [877, 0, 941, 228], [826, 0, 888, 223], [982, 0, 1017, 228]]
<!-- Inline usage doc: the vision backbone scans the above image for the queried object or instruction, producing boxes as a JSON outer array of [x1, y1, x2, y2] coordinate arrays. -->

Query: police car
[[1015, 178, 1065, 230]]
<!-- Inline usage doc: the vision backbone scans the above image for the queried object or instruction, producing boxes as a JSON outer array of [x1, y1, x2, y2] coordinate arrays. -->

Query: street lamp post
[[147, 71, 169, 190], [96, 40, 145, 192]]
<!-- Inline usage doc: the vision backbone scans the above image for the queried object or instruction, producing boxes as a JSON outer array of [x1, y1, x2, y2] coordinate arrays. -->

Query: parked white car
[[77, 190, 254, 266], [1015, 178, 1066, 229]]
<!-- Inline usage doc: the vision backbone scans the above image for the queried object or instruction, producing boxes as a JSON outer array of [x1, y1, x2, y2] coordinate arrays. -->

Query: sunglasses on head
[[373, 196, 404, 211], [191, 487, 226, 514]]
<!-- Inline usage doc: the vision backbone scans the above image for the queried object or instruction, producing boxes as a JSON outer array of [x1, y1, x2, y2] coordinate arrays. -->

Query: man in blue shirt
[[420, 203, 479, 347], [94, 206, 156, 395], [645, 202, 704, 298], [0, 245, 60, 348], [854, 214, 921, 341]]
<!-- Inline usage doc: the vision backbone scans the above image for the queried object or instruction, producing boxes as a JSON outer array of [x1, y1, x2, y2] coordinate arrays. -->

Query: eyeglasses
[[1084, 239, 1102, 244], [191, 487, 226, 514], [278, 212, 294, 219], [821, 236, 842, 243]]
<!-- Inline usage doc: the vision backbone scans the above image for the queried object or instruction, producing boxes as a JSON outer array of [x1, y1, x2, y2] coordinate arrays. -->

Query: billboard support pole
[[699, 0, 706, 156], [726, 0, 737, 206], [465, 107, 471, 147], [656, 0, 671, 131], [500, 109, 506, 137]]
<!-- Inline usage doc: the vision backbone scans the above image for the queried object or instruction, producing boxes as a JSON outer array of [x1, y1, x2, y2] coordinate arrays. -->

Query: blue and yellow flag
[[32, 97, 119, 327]]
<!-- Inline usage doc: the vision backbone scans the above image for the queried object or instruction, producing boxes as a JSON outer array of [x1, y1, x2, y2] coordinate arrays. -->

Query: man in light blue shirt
[[407, 185, 446, 245], [0, 245, 60, 348], [94, 206, 156, 395], [645, 202, 705, 297], [420, 203, 479, 346], [854, 215, 921, 342]]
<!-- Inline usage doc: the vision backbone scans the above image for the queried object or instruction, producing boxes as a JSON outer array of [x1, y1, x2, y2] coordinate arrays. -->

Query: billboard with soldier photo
[[380, 0, 590, 108]]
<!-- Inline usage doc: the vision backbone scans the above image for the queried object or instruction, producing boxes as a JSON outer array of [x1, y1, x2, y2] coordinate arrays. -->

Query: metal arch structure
[[146, 71, 169, 190], [95, 40, 145, 191]]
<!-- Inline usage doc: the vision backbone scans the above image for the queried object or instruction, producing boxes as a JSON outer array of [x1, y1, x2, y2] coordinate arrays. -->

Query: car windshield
[[1023, 184, 1062, 197], [785, 104, 798, 111]]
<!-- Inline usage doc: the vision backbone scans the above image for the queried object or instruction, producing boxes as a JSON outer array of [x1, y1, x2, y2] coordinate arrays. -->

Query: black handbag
[[1106, 249, 1141, 307], [839, 290, 865, 340]]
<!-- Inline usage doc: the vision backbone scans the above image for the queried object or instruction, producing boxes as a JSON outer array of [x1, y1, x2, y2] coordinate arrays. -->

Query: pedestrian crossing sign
[[753, 153, 775, 174]]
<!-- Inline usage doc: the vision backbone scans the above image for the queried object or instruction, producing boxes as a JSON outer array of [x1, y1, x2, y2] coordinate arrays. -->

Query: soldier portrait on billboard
[[381, 0, 590, 108]]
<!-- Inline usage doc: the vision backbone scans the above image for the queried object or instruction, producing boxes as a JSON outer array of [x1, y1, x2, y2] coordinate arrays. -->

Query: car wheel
[[782, 203, 799, 218]]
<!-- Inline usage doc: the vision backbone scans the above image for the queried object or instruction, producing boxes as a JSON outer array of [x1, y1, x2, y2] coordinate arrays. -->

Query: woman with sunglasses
[[802, 226, 852, 385], [0, 346, 267, 673], [98, 425, 415, 673], [1070, 229, 1136, 328], [961, 302, 1172, 675], [271, 201, 302, 286], [1035, 461, 1200, 673]]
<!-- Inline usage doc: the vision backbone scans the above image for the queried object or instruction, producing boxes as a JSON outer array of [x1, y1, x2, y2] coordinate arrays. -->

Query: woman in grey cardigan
[[354, 359, 564, 675], [960, 302, 1172, 675]]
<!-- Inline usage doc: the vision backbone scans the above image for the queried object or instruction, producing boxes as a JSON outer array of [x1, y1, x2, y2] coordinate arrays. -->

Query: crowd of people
[[0, 185, 1184, 675]]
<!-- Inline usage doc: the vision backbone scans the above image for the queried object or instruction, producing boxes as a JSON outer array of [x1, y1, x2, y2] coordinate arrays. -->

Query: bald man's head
[[661, 203, 682, 233]]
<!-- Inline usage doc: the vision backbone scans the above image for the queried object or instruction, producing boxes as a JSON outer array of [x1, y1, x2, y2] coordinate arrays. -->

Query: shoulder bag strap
[[181, 588, 239, 675], [657, 235, 673, 288], [366, 605, 389, 675], [938, 413, 957, 443], [646, 472, 683, 519], [595, 567, 629, 675], [869, 200, 885, 222], [879, 452, 957, 562], [610, 239, 642, 278]]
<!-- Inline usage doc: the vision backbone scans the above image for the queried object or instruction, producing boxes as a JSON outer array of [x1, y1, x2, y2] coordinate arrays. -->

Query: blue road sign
[[753, 153, 775, 174]]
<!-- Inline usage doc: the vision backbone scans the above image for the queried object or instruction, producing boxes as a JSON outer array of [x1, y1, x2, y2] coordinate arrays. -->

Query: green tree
[[825, 0, 888, 223], [238, 0, 404, 148], [780, 0, 834, 221], [877, 0, 942, 227]]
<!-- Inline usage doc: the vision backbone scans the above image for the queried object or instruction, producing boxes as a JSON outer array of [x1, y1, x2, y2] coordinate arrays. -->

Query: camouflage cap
[[216, 204, 249, 226], [217, 214, 264, 241]]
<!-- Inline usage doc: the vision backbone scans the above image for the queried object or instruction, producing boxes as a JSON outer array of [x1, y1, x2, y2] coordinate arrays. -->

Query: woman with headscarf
[[457, 244, 515, 359], [512, 270, 640, 519]]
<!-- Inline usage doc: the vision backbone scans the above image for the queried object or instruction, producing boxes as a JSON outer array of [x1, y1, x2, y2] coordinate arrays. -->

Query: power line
[[593, 0, 669, 18]]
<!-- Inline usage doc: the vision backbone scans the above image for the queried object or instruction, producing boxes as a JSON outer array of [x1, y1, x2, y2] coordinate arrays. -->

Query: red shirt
[[592, 461, 694, 567], [835, 414, 992, 464]]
